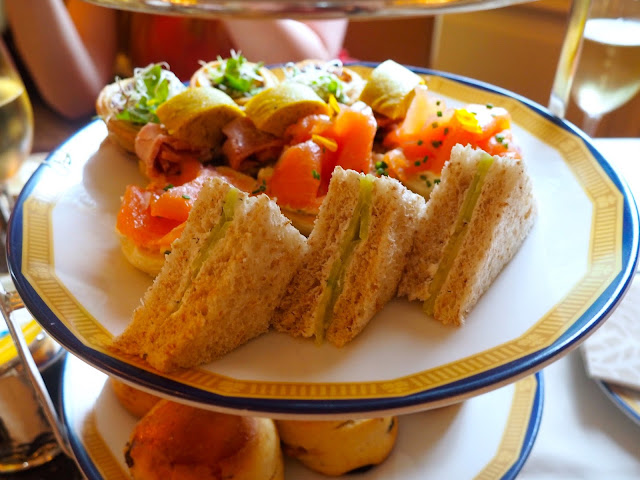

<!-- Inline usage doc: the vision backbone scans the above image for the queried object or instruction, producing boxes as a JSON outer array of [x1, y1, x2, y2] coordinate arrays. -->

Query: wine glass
[[570, 0, 640, 136], [0, 39, 33, 208]]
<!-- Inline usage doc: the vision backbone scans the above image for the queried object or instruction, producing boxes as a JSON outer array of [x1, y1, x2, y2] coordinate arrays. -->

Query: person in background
[[2, 0, 347, 120]]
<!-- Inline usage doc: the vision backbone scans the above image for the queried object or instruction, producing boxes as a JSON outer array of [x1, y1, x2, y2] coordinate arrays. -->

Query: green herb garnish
[[285, 60, 348, 103], [375, 160, 389, 176], [206, 51, 266, 99], [114, 63, 182, 124], [251, 181, 267, 194]]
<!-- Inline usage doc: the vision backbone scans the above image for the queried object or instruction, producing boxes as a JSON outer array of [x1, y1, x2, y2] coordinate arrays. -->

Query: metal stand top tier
[[84, 0, 536, 19]]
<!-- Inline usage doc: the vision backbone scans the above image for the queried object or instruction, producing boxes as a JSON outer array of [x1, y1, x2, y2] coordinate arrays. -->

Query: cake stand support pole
[[1, 275, 74, 460]]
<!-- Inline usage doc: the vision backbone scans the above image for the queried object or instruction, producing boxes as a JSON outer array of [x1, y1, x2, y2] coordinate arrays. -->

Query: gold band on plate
[[20, 71, 623, 401]]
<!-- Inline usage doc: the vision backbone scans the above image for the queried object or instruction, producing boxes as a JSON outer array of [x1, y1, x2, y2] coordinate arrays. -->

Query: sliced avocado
[[314, 175, 375, 343], [191, 187, 240, 279], [423, 154, 494, 316]]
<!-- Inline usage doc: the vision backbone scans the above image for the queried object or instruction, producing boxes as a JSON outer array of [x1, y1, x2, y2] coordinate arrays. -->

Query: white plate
[[7, 64, 638, 417], [60, 353, 543, 480], [597, 381, 640, 427]]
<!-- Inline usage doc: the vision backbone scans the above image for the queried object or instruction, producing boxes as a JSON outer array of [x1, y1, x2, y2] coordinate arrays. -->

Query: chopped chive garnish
[[375, 160, 389, 176], [251, 181, 267, 194]]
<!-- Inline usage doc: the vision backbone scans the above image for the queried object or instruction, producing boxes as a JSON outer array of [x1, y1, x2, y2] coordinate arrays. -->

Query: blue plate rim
[[596, 380, 640, 427], [8, 64, 640, 415], [58, 352, 545, 480]]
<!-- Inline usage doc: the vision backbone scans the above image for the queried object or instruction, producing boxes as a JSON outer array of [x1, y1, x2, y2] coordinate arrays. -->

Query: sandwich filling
[[314, 175, 375, 343], [423, 154, 495, 315], [191, 187, 240, 279]]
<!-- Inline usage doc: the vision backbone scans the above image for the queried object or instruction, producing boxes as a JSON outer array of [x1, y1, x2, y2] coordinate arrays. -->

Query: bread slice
[[398, 144, 537, 326], [273, 167, 426, 347], [112, 177, 307, 372]]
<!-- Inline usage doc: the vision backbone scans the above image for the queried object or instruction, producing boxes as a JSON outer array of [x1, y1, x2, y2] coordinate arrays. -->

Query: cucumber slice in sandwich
[[314, 175, 374, 343], [273, 167, 426, 347], [399, 144, 537, 326], [112, 177, 307, 372]]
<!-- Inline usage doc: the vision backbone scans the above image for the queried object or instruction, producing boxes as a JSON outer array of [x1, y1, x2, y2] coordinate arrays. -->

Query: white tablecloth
[[519, 138, 640, 480]]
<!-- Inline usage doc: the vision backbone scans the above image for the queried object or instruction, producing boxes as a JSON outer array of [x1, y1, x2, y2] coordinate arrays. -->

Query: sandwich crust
[[273, 167, 426, 347], [398, 144, 537, 325], [112, 177, 307, 371]]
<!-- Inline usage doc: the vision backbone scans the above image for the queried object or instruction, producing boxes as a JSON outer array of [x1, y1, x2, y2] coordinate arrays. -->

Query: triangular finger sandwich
[[273, 167, 426, 347], [398, 144, 537, 326], [112, 177, 307, 372]]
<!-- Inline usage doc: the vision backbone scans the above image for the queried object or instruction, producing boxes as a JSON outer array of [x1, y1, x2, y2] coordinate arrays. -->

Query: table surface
[[7, 137, 640, 480]]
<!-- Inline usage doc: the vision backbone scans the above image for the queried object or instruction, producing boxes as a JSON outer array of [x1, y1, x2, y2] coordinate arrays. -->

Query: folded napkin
[[582, 274, 640, 391]]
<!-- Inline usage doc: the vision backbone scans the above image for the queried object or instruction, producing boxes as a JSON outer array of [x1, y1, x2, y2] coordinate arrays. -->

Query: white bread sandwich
[[112, 177, 307, 372], [273, 167, 426, 347], [398, 144, 537, 326]]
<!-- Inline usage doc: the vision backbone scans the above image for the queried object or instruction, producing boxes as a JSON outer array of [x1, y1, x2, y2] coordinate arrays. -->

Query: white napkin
[[582, 274, 640, 390]]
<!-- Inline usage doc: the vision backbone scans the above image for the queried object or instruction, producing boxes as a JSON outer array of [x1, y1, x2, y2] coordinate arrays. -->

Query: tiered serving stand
[[4, 1, 638, 478]]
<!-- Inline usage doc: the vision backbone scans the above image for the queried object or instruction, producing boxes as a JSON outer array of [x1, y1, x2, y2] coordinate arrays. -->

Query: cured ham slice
[[222, 117, 284, 173], [135, 123, 211, 181]]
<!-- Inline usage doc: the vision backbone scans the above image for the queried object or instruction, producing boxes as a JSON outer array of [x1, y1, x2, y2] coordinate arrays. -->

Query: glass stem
[[582, 112, 602, 137], [548, 0, 592, 118]]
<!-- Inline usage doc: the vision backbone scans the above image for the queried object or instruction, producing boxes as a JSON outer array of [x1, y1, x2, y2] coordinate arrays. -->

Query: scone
[[276, 417, 398, 476], [125, 400, 284, 480], [109, 377, 161, 418]]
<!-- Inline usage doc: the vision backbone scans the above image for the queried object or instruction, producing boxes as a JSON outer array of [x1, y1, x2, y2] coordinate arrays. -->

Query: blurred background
[[1, 0, 638, 154]]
